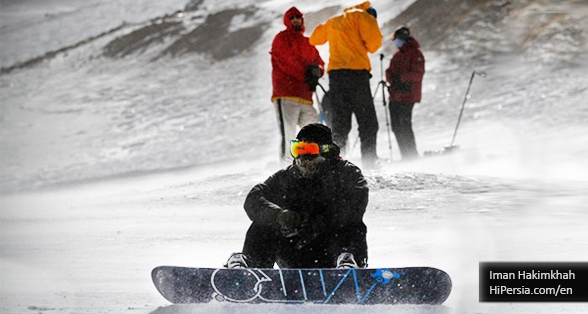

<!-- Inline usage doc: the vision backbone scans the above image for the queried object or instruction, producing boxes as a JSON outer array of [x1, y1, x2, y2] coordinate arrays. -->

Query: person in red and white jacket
[[386, 27, 425, 160], [271, 7, 325, 165]]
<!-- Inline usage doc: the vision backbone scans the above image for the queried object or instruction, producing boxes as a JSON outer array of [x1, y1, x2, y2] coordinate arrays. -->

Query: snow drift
[[1, 0, 588, 313]]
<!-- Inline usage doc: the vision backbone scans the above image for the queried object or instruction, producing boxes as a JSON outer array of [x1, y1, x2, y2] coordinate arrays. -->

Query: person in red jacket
[[271, 7, 325, 165], [386, 27, 425, 160]]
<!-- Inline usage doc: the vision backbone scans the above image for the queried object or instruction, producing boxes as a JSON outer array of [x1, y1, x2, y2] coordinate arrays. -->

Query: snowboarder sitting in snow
[[226, 124, 369, 269]]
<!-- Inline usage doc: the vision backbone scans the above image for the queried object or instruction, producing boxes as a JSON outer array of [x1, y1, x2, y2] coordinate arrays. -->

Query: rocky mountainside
[[382, 0, 588, 66]]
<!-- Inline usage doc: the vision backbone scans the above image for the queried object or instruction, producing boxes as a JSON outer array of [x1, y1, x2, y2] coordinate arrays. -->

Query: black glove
[[294, 214, 328, 249], [301, 214, 327, 238], [397, 81, 411, 93], [277, 210, 302, 237], [389, 74, 412, 93], [305, 64, 321, 92]]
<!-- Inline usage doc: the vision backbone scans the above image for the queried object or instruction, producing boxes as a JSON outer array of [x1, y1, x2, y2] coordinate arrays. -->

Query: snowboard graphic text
[[210, 268, 404, 304]]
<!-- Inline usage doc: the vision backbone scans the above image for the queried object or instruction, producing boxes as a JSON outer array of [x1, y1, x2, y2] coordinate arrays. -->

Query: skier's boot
[[336, 252, 359, 269], [225, 252, 250, 269]]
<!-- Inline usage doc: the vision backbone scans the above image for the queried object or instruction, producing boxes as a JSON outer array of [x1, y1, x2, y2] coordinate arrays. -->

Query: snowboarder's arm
[[244, 182, 282, 226], [330, 163, 369, 228], [243, 170, 290, 226]]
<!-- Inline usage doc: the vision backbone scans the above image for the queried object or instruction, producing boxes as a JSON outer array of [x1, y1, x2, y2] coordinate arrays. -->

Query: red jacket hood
[[400, 37, 421, 51], [284, 7, 305, 33]]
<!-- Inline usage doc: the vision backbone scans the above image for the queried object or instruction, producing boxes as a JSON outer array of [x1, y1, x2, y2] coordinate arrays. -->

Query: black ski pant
[[241, 222, 368, 268], [389, 101, 418, 159], [328, 70, 379, 164]]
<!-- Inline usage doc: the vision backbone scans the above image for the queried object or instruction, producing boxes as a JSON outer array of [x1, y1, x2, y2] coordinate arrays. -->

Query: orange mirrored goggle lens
[[290, 141, 329, 158]]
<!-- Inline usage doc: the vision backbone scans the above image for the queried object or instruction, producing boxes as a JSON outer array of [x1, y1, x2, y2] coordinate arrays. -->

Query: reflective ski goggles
[[290, 140, 330, 158]]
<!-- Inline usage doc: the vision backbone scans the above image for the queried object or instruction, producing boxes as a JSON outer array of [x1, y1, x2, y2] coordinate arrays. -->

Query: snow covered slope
[[1, 0, 588, 313]]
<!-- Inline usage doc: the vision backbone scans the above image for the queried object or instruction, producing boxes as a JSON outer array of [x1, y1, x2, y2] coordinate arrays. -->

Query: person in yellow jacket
[[309, 2, 383, 169]]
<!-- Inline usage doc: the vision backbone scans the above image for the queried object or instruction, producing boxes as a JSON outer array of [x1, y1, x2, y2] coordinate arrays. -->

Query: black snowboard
[[152, 266, 451, 305]]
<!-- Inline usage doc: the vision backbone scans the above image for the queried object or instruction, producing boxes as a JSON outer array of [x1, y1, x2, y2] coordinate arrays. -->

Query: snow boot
[[225, 252, 250, 269], [336, 252, 359, 269]]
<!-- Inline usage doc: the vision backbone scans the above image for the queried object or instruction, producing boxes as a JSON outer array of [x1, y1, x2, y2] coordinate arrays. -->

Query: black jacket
[[244, 159, 368, 231]]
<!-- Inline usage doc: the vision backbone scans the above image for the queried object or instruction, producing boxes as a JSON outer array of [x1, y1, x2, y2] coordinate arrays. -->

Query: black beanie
[[296, 123, 333, 145], [296, 124, 341, 159], [394, 27, 410, 40]]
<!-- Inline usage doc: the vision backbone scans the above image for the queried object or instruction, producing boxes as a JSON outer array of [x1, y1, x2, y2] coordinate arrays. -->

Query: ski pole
[[449, 70, 486, 148], [372, 54, 393, 160], [379, 53, 393, 161]]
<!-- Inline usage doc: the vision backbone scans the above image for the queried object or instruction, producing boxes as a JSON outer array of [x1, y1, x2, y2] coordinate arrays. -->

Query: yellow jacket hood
[[344, 1, 372, 13], [309, 1, 382, 72]]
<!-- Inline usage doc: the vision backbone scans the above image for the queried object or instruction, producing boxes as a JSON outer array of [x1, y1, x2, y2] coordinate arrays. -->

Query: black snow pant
[[389, 101, 418, 159], [242, 222, 368, 269], [328, 70, 379, 166]]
